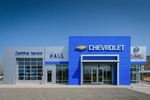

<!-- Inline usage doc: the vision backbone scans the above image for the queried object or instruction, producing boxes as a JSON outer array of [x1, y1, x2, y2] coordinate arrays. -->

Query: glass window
[[56, 64, 68, 84], [25, 77, 30, 80], [83, 63, 113, 84], [38, 58, 42, 61], [37, 62, 43, 66], [83, 68, 91, 83], [31, 77, 37, 80], [38, 77, 42, 80], [18, 62, 24, 65], [131, 65, 140, 84], [19, 77, 24, 80], [56, 64, 62, 67], [19, 70, 24, 73], [17, 58, 43, 80], [38, 73, 42, 76], [18, 58, 24, 61], [31, 61, 36, 65], [31, 66, 37, 70], [25, 66, 30, 69], [25, 58, 30, 61], [37, 66, 42, 69], [19, 66, 24, 69], [19, 73, 24, 76], [31, 58, 37, 61], [63, 64, 68, 67], [56, 68, 62, 83], [38, 70, 42, 73], [63, 68, 68, 81], [25, 62, 30, 65]]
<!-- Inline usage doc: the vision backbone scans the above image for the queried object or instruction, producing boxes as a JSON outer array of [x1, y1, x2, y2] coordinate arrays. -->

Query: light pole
[[141, 65, 144, 87]]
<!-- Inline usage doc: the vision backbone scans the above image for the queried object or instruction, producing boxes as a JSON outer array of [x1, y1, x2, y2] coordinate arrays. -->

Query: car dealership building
[[3, 36, 146, 85]]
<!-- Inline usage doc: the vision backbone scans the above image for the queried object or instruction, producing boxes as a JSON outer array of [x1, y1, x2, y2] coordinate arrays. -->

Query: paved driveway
[[0, 88, 150, 100], [0, 80, 3, 84], [143, 81, 150, 85]]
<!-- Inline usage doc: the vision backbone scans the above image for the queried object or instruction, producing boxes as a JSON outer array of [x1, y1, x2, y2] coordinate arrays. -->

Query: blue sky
[[0, 0, 150, 57]]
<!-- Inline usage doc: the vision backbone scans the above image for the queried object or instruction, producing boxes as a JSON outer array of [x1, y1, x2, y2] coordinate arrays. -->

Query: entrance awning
[[81, 54, 120, 62]]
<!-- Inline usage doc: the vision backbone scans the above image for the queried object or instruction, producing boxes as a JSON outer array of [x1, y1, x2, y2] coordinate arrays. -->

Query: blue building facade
[[68, 36, 146, 85]]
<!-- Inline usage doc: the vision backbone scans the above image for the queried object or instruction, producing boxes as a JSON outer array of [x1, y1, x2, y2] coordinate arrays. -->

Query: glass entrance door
[[91, 68, 103, 84], [47, 70, 52, 83]]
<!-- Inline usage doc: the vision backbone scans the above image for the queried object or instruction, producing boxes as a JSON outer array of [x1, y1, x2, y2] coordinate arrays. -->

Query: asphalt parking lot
[[0, 88, 150, 100]]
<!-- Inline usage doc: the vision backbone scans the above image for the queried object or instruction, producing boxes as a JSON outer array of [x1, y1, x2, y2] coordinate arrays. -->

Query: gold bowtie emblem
[[76, 45, 87, 50]]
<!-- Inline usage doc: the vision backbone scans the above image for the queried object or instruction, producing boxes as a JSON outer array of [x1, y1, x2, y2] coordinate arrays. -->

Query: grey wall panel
[[45, 46, 68, 53], [4, 71, 16, 77], [3, 47, 44, 84], [4, 77, 14, 84], [4, 68, 16, 72], [3, 49, 16, 84], [43, 65, 56, 84]]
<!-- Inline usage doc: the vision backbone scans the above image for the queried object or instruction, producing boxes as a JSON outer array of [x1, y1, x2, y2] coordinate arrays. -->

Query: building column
[[117, 62, 119, 86]]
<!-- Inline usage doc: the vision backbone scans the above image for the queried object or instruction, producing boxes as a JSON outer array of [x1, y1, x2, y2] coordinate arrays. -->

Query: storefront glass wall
[[83, 62, 114, 84], [56, 64, 68, 84], [17, 58, 43, 81], [130, 65, 140, 83]]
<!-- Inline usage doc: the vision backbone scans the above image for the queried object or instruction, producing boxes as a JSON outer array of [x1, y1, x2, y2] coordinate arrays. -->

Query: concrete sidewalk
[[0, 84, 122, 88], [0, 83, 149, 88], [127, 83, 150, 95], [0, 83, 150, 95]]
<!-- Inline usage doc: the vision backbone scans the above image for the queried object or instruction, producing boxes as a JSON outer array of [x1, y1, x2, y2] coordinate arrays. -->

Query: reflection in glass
[[56, 64, 68, 84], [19, 62, 24, 65], [63, 68, 68, 80], [47, 71, 52, 82], [31, 62, 36, 65], [17, 58, 43, 80], [131, 65, 140, 83], [25, 62, 30, 65], [25, 58, 30, 61], [98, 69, 102, 82], [83, 63, 113, 84], [31, 58, 36, 61], [31, 77, 37, 80], [19, 77, 24, 80], [56, 68, 63, 83], [25, 77, 30, 80], [104, 65, 112, 84], [92, 69, 97, 82], [83, 68, 91, 83], [38, 58, 42, 61]]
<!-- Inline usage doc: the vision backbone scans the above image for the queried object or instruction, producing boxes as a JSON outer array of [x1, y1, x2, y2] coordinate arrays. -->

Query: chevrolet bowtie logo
[[76, 45, 87, 50]]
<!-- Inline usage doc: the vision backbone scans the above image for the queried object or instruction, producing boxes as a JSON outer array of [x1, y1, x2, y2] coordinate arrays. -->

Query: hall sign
[[15, 51, 42, 55], [50, 54, 64, 58], [88, 45, 125, 51]]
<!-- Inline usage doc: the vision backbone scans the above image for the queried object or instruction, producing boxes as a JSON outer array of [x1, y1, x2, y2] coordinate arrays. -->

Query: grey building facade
[[3, 47, 68, 84]]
